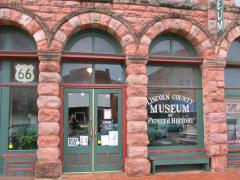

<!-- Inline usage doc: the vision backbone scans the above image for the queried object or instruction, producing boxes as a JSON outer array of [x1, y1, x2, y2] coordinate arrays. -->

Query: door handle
[[90, 130, 93, 138]]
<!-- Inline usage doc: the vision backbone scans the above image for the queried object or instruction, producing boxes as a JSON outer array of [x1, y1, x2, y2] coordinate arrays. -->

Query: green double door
[[63, 88, 122, 173]]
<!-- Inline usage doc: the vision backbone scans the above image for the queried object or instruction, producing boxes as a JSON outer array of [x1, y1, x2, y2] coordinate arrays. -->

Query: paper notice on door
[[68, 138, 79, 146], [79, 136, 88, 146], [109, 131, 118, 146], [104, 109, 112, 119], [101, 135, 109, 146]]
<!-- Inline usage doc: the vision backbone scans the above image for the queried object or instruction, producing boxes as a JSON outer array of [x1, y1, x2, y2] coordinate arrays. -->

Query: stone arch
[[51, 11, 136, 55], [217, 24, 240, 59], [0, 7, 49, 51], [138, 16, 215, 58]]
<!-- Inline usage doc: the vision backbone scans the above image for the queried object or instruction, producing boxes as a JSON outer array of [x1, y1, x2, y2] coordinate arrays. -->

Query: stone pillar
[[201, 58, 228, 171], [35, 51, 62, 178], [125, 57, 150, 176]]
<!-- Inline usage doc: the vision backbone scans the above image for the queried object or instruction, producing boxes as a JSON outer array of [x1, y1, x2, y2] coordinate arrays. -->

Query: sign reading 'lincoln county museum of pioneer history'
[[147, 93, 197, 146], [147, 94, 196, 126], [216, 0, 224, 34]]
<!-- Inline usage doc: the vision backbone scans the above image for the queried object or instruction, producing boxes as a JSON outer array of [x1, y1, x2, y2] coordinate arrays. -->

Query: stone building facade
[[0, 0, 239, 178]]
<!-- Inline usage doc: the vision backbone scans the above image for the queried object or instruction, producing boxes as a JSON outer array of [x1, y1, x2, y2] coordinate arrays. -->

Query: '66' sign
[[15, 64, 35, 83]]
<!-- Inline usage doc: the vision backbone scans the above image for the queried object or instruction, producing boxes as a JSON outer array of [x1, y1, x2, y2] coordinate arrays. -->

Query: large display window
[[0, 26, 38, 153], [225, 38, 240, 146], [147, 34, 203, 149]]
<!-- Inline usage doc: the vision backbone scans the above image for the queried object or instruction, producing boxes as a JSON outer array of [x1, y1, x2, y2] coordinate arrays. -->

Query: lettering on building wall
[[216, 0, 224, 34]]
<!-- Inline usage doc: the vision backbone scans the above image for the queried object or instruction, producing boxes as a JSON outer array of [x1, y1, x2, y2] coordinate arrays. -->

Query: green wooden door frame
[[94, 89, 122, 171], [63, 88, 123, 173]]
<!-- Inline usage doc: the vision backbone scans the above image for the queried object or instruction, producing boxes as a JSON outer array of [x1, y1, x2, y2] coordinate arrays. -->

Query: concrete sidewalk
[[1, 169, 240, 180], [61, 170, 240, 180]]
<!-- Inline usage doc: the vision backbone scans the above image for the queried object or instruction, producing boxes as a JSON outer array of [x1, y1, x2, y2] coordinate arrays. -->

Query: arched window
[[62, 29, 124, 84], [0, 26, 38, 153], [147, 33, 203, 150], [65, 29, 122, 54], [0, 26, 36, 51], [149, 34, 197, 57], [225, 38, 240, 152]]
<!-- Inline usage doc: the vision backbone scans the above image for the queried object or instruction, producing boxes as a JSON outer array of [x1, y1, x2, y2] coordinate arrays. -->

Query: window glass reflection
[[97, 93, 118, 146], [148, 66, 171, 86], [225, 68, 240, 87], [0, 62, 2, 82], [226, 98, 240, 145], [0, 33, 4, 50], [94, 37, 117, 54], [67, 93, 90, 146], [150, 40, 170, 56], [69, 37, 92, 53], [147, 89, 197, 146], [227, 39, 240, 63], [11, 32, 33, 51], [95, 64, 124, 84], [62, 63, 93, 83], [8, 87, 38, 150], [172, 40, 190, 56], [172, 67, 195, 86]]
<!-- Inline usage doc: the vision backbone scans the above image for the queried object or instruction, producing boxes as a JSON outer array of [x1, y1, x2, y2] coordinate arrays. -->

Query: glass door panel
[[64, 89, 92, 172], [94, 90, 122, 171]]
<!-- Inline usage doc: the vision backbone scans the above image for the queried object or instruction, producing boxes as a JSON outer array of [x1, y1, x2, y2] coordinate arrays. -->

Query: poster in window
[[68, 137, 79, 146], [101, 119, 113, 132], [109, 131, 118, 146], [79, 136, 88, 146], [104, 109, 112, 119], [101, 135, 109, 146]]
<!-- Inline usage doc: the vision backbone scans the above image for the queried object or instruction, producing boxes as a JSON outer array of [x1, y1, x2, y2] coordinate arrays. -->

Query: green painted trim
[[64, 29, 122, 54], [0, 25, 37, 51], [1, 87, 10, 154], [0, 88, 2, 175], [149, 33, 197, 57]]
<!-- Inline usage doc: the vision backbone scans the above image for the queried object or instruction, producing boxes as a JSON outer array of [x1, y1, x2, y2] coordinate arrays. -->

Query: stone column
[[125, 57, 150, 176], [201, 58, 228, 171], [35, 51, 62, 178]]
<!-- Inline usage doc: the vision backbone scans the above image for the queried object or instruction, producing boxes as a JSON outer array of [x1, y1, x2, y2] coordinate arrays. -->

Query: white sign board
[[15, 64, 35, 83], [109, 131, 118, 146], [68, 138, 79, 146]]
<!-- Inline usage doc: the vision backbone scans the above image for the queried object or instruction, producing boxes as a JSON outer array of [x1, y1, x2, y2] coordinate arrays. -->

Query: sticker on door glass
[[15, 64, 35, 83], [68, 137, 79, 146], [79, 136, 88, 146]]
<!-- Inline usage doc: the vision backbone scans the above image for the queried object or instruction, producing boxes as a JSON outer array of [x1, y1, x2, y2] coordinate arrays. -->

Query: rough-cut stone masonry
[[1, 0, 240, 178]]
